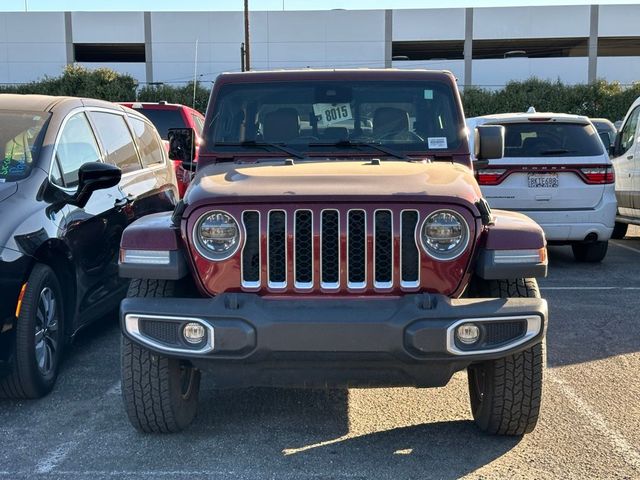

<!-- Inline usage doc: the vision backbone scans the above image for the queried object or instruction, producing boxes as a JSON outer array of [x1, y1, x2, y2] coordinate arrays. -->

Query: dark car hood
[[184, 159, 483, 210], [0, 183, 18, 204]]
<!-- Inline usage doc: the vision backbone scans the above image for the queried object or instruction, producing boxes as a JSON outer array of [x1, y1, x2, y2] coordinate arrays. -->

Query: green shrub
[[137, 81, 210, 113], [0, 65, 137, 101], [2, 66, 638, 120], [462, 78, 640, 121]]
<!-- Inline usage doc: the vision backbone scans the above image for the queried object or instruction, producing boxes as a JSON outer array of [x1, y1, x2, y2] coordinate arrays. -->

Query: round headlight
[[420, 210, 469, 260], [195, 211, 240, 260]]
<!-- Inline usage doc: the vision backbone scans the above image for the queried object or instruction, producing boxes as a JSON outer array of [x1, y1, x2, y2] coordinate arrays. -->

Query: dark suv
[[0, 94, 177, 398], [118, 70, 549, 436]]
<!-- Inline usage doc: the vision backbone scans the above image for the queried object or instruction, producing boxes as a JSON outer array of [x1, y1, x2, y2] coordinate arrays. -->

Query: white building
[[0, 4, 638, 88]]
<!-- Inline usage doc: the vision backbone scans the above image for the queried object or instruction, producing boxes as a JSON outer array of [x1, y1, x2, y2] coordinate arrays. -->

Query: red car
[[119, 102, 204, 197]]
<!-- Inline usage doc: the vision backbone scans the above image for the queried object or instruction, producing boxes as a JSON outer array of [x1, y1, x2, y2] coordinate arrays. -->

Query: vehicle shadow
[[181, 385, 520, 479]]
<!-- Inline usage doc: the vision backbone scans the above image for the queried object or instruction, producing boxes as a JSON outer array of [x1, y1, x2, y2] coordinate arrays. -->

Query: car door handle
[[627, 155, 634, 160]]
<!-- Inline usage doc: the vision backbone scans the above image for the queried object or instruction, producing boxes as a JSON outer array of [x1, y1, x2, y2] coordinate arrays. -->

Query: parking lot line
[[546, 371, 640, 471], [23, 470, 367, 478], [35, 442, 79, 474], [611, 241, 640, 255], [541, 287, 640, 290], [106, 381, 121, 395]]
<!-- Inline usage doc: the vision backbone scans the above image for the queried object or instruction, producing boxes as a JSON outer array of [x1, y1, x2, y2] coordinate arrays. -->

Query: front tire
[[467, 278, 544, 436], [0, 264, 64, 399], [571, 240, 608, 263], [121, 279, 200, 433]]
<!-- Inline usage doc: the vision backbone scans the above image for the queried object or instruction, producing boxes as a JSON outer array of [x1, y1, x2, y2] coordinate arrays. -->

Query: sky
[[1, 0, 639, 11]]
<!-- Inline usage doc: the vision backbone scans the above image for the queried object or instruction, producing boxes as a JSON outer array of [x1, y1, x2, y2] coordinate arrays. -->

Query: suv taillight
[[579, 166, 615, 184], [476, 168, 507, 186]]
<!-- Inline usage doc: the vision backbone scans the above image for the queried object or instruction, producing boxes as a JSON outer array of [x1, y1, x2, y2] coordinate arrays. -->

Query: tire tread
[[121, 279, 198, 433], [468, 278, 544, 436]]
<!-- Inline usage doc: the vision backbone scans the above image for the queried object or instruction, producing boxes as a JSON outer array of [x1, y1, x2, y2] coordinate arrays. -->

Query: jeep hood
[[186, 160, 483, 208]]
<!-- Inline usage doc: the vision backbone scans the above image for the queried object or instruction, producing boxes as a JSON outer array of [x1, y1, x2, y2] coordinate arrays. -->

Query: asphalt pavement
[[1, 228, 639, 479]]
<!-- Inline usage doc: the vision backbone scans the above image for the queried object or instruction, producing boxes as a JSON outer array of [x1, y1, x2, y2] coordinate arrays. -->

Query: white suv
[[468, 112, 616, 262]]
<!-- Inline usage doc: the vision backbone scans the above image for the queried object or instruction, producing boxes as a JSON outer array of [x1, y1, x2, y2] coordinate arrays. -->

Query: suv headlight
[[194, 210, 240, 260], [420, 210, 469, 260]]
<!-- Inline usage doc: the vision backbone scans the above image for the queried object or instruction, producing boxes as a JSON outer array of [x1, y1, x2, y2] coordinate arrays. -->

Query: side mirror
[[474, 125, 505, 165], [168, 127, 196, 165], [610, 131, 622, 157], [598, 131, 612, 149], [73, 162, 121, 208]]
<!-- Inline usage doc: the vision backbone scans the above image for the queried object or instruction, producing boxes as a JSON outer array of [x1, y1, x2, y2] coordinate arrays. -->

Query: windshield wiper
[[214, 141, 305, 159], [308, 140, 409, 160]]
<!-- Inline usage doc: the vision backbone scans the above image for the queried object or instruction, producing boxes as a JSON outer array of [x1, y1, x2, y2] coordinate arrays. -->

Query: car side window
[[191, 114, 204, 136], [128, 116, 165, 167], [90, 111, 142, 174], [53, 112, 102, 189], [620, 107, 640, 154]]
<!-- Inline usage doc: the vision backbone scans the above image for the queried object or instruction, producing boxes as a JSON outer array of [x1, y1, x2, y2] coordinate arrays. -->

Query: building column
[[144, 11, 153, 84], [464, 8, 473, 88], [588, 5, 599, 84], [384, 9, 392, 68], [64, 11, 73, 65]]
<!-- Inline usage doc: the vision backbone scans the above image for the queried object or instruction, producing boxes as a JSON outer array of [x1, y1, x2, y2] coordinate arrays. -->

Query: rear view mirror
[[168, 128, 196, 164], [610, 131, 621, 157], [598, 131, 612, 149], [474, 125, 505, 164], [73, 162, 121, 208]]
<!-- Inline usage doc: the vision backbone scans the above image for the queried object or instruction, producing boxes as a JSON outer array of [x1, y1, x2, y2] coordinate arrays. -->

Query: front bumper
[[515, 192, 617, 242], [120, 293, 547, 388], [0, 246, 30, 370]]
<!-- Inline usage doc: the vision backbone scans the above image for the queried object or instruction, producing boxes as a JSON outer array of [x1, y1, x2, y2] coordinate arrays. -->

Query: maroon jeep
[[118, 69, 548, 435]]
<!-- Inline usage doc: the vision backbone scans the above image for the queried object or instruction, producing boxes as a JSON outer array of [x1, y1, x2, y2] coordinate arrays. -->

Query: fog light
[[183, 322, 206, 344], [456, 323, 480, 345]]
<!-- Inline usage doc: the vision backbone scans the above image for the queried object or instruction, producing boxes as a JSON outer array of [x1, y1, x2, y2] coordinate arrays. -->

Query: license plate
[[528, 173, 558, 188]]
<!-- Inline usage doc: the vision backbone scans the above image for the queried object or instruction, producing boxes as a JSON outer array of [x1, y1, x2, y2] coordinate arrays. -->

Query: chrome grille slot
[[401, 210, 420, 287], [294, 210, 313, 289], [268, 210, 286, 288], [321, 210, 340, 289], [374, 210, 393, 288], [241, 211, 260, 288], [347, 210, 366, 288]]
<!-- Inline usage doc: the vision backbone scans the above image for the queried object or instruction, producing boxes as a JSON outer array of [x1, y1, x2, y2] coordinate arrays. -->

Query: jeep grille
[[240, 208, 422, 292]]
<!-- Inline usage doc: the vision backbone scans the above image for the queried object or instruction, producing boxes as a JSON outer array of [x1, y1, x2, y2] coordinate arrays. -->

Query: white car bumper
[[510, 191, 617, 243]]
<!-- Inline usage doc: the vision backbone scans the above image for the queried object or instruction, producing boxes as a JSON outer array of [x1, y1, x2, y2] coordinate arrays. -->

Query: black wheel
[[121, 279, 200, 433], [0, 264, 64, 399], [571, 240, 608, 263], [467, 278, 544, 436], [611, 222, 628, 240]]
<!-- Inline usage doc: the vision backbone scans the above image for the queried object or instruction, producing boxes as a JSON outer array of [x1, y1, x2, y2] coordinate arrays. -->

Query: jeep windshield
[[0, 111, 50, 182], [205, 80, 464, 157]]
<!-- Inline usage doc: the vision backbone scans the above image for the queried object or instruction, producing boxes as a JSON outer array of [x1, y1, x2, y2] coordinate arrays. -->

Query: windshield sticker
[[424, 89, 434, 100], [428, 137, 448, 149], [1, 156, 11, 177], [313, 103, 353, 127]]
